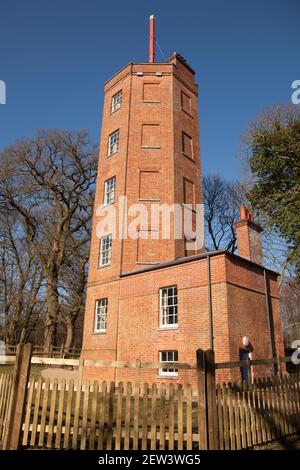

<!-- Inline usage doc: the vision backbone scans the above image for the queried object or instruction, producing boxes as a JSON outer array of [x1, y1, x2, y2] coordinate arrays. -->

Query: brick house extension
[[81, 47, 284, 386]]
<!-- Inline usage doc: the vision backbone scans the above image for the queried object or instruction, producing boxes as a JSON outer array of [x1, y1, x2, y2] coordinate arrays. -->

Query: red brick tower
[[81, 17, 203, 363]]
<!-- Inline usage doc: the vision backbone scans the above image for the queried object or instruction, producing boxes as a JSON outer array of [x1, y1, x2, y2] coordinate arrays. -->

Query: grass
[[0, 364, 44, 377]]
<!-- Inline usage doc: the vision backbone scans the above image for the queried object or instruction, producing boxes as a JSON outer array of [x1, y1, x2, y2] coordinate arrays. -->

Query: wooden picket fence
[[0, 373, 13, 441], [19, 379, 199, 450], [217, 374, 300, 449], [0, 343, 300, 450]]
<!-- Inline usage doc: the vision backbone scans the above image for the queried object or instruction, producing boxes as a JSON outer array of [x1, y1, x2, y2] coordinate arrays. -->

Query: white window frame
[[108, 129, 119, 157], [94, 298, 108, 333], [104, 176, 116, 206], [159, 351, 178, 377], [159, 286, 178, 328], [111, 90, 122, 113], [99, 234, 112, 267]]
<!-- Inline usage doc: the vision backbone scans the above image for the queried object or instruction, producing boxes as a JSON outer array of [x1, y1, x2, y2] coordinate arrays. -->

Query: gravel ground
[[253, 436, 300, 450]]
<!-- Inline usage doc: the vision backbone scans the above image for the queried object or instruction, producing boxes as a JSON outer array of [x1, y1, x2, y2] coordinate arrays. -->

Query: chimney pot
[[235, 207, 263, 265], [240, 205, 247, 220]]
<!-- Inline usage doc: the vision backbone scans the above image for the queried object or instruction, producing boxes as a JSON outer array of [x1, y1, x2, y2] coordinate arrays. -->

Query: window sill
[[110, 107, 121, 115], [106, 151, 119, 158], [102, 202, 115, 208], [98, 263, 111, 269], [157, 326, 179, 331], [93, 331, 107, 335], [136, 261, 160, 266], [157, 375, 179, 379], [141, 146, 161, 149], [138, 198, 160, 203], [143, 100, 161, 104]]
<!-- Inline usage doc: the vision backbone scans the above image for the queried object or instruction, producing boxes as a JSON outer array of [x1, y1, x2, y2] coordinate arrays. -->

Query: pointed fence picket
[[14, 377, 199, 450], [1, 344, 300, 450]]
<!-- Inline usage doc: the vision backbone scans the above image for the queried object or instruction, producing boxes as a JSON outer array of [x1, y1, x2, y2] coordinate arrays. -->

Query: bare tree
[[0, 130, 97, 351], [58, 243, 89, 353], [57, 206, 92, 353], [0, 210, 45, 344], [280, 278, 300, 347], [203, 174, 245, 253]]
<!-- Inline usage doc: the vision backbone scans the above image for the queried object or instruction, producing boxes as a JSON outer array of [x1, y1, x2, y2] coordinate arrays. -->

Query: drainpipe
[[263, 268, 277, 375], [207, 255, 214, 350]]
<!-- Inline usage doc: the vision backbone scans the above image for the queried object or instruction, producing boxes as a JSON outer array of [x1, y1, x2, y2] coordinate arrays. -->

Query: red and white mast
[[149, 15, 156, 63]]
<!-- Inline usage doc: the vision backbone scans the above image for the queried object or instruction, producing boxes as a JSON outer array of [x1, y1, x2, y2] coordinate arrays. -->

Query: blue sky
[[0, 0, 299, 180]]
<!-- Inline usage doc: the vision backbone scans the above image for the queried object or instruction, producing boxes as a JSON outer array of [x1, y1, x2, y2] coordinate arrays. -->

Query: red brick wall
[[223, 255, 283, 381], [172, 57, 203, 258], [87, 55, 203, 289], [82, 253, 284, 387]]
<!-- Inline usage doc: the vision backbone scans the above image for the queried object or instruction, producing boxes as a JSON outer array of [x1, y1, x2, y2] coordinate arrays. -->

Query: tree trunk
[[6, 320, 18, 345], [19, 328, 27, 343], [6, 291, 23, 345], [18, 310, 32, 344], [44, 269, 59, 353], [64, 316, 74, 354]]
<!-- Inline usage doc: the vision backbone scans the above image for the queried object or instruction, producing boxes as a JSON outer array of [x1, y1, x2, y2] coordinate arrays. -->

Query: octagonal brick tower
[[82, 48, 203, 363]]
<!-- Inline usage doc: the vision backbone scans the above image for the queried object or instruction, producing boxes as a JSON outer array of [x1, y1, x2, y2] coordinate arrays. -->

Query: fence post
[[247, 356, 252, 385], [135, 359, 141, 393], [196, 348, 208, 449], [277, 355, 282, 377], [3, 343, 32, 450], [205, 349, 220, 450], [78, 358, 84, 384]]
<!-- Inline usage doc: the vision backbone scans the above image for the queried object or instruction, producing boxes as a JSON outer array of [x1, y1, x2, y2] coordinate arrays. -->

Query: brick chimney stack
[[235, 206, 263, 265]]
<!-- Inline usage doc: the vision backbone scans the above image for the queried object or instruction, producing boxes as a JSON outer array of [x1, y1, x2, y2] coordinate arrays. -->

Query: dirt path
[[40, 367, 78, 381]]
